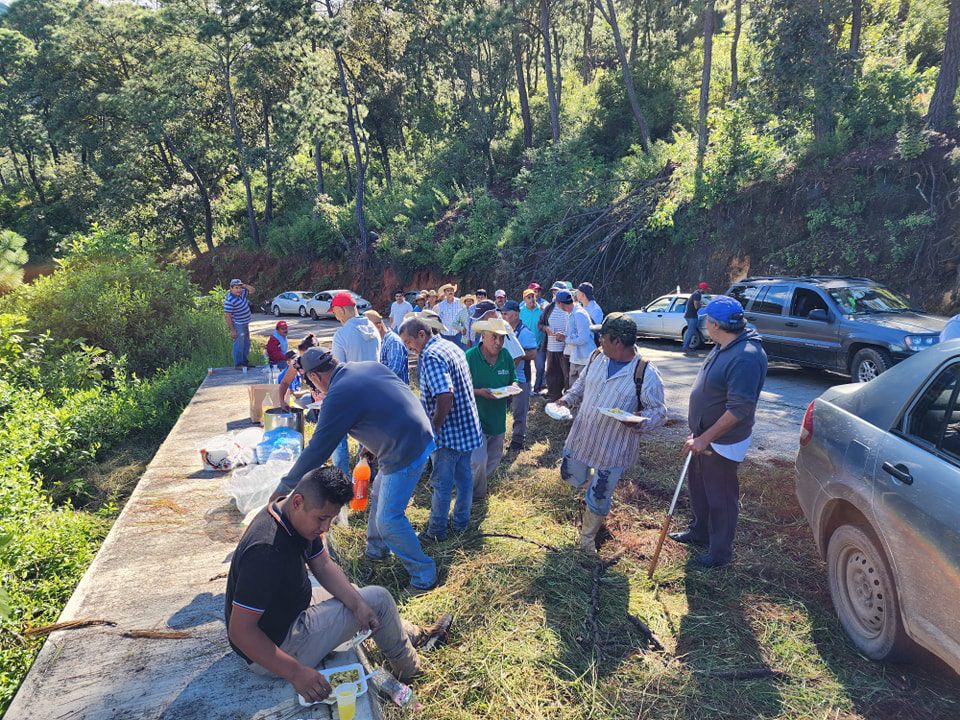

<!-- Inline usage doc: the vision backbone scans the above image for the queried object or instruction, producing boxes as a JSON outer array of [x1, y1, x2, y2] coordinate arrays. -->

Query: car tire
[[826, 524, 908, 663], [684, 326, 704, 351], [272, 305, 281, 317], [310, 309, 318, 320], [851, 347, 893, 383], [299, 306, 307, 317]]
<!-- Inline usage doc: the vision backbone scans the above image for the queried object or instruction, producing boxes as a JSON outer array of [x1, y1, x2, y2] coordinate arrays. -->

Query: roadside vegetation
[[0, 230, 232, 711], [336, 414, 960, 720]]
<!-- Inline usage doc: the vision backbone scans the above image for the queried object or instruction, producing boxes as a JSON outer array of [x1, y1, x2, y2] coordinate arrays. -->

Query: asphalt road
[[248, 313, 848, 461]]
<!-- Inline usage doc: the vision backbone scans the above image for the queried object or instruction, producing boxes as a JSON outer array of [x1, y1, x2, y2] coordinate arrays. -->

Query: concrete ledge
[[6, 368, 376, 719]]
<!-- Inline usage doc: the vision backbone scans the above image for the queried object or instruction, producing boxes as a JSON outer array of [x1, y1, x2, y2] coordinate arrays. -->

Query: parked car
[[404, 290, 422, 307], [269, 291, 314, 317], [725, 276, 946, 382], [304, 289, 372, 319], [625, 293, 712, 350], [795, 341, 960, 675]]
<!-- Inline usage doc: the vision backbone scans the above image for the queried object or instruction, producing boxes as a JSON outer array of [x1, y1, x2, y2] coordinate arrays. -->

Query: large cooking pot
[[263, 407, 304, 435]]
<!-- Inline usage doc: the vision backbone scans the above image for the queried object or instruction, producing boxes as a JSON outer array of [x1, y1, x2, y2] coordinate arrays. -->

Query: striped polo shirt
[[223, 289, 252, 325]]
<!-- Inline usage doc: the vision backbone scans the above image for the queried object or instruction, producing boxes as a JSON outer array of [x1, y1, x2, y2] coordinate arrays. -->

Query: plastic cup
[[335, 682, 357, 720], [242, 366, 248, 374]]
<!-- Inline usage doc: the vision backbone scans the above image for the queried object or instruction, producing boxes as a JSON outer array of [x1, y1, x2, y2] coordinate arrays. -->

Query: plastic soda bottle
[[349, 457, 371, 511]]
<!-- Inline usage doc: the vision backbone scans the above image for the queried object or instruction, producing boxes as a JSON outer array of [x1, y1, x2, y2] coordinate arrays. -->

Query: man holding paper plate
[[554, 313, 668, 554]]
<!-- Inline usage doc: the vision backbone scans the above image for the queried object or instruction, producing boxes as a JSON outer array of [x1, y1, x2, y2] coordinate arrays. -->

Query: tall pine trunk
[[511, 17, 534, 148], [164, 134, 215, 252], [927, 0, 960, 129], [581, 0, 594, 83], [314, 139, 325, 201], [730, 0, 742, 99], [697, 0, 715, 167], [628, 0, 642, 64], [222, 55, 261, 248], [334, 50, 369, 251], [540, 0, 561, 143], [22, 146, 46, 204], [601, 0, 651, 152], [263, 94, 274, 223]]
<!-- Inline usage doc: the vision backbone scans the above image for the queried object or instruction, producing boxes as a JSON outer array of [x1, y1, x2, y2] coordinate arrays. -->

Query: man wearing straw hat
[[671, 296, 767, 568], [399, 314, 483, 543], [436, 283, 467, 348], [555, 313, 668, 554], [465, 317, 518, 499]]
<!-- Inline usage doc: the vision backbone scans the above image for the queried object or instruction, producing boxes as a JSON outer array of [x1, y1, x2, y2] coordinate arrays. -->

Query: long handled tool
[[647, 451, 693, 578]]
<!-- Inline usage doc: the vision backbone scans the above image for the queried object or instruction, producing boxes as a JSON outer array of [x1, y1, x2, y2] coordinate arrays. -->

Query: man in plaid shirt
[[399, 316, 483, 542], [365, 310, 409, 384]]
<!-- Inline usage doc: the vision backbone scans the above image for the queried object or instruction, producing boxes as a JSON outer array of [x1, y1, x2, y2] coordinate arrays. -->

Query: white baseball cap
[[495, 289, 506, 298]]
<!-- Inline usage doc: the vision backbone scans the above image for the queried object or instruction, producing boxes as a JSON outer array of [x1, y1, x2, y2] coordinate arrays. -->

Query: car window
[[789, 288, 830, 319], [751, 285, 790, 315], [729, 285, 759, 308], [827, 285, 912, 314], [646, 297, 672, 312], [905, 364, 960, 454], [671, 298, 688, 313]]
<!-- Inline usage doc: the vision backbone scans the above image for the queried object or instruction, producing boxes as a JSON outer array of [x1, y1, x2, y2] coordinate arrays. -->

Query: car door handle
[[881, 461, 914, 485], [785, 321, 799, 327]]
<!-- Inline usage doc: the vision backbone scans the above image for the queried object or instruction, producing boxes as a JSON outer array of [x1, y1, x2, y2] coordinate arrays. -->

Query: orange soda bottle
[[349, 457, 371, 511]]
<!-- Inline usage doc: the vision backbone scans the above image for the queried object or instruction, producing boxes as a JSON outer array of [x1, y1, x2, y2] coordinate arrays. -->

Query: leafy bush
[[437, 189, 508, 274], [0, 229, 28, 292]]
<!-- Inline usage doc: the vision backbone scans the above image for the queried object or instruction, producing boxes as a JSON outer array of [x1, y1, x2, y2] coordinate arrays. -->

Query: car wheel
[[299, 306, 307, 317], [309, 309, 318, 320], [685, 327, 703, 351], [851, 347, 893, 383], [826, 524, 907, 662], [272, 305, 281, 317]]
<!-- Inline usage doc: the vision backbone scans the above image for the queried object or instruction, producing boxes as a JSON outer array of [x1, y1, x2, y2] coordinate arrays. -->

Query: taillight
[[799, 401, 815, 447]]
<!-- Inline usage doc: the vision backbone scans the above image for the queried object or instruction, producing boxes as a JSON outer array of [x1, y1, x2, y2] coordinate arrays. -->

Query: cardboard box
[[248, 384, 283, 424]]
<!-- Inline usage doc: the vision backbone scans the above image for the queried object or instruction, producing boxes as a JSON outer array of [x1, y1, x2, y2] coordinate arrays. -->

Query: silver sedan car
[[796, 341, 960, 675], [625, 293, 711, 350]]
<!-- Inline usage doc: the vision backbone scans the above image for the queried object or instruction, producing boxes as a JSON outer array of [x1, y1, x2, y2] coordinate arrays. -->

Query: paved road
[[634, 337, 847, 460], [249, 313, 848, 460]]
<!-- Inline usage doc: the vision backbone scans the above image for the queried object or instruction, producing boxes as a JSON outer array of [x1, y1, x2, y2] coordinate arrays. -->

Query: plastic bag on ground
[[222, 459, 294, 515]]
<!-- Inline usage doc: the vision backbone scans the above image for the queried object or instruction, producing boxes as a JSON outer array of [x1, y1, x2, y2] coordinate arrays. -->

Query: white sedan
[[625, 293, 711, 350], [269, 291, 314, 317], [304, 289, 373, 319]]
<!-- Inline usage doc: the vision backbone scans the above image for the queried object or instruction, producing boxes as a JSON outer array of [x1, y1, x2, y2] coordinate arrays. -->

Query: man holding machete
[[671, 296, 767, 568]]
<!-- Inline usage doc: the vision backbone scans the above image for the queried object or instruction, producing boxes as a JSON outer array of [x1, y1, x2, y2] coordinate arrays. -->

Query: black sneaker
[[509, 440, 524, 451], [668, 530, 708, 546], [691, 553, 730, 569], [418, 530, 445, 544]]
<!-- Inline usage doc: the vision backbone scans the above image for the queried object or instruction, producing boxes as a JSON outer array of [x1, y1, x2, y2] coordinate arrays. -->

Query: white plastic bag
[[222, 459, 294, 515], [199, 434, 244, 472], [234, 427, 265, 465]]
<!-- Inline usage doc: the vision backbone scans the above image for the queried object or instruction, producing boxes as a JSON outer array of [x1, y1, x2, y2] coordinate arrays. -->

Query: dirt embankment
[[186, 131, 960, 314]]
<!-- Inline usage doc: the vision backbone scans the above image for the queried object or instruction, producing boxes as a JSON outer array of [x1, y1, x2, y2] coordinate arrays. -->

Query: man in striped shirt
[[365, 310, 409, 384], [541, 285, 571, 401], [224, 278, 255, 368], [556, 313, 667, 554]]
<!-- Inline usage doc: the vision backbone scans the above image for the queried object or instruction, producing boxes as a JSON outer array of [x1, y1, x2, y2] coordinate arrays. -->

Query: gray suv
[[726, 276, 946, 382]]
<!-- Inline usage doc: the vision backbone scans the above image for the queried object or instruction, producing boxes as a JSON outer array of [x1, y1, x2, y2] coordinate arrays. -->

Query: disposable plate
[[545, 402, 573, 421], [297, 662, 369, 706], [598, 407, 647, 423], [489, 385, 523, 399]]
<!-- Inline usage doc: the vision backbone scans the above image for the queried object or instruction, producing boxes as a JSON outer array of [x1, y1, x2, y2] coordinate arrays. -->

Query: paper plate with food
[[545, 402, 573, 421], [298, 662, 369, 706], [598, 407, 647, 423], [488, 385, 523, 399]]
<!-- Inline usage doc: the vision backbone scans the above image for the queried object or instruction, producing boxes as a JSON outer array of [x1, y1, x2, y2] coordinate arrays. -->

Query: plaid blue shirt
[[380, 329, 409, 384], [417, 336, 482, 452]]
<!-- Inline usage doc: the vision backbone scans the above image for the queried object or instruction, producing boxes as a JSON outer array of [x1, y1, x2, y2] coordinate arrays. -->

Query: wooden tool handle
[[647, 514, 673, 579]]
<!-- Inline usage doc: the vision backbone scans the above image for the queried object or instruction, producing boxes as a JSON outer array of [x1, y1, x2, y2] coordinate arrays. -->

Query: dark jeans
[[545, 350, 569, 401], [533, 347, 547, 393], [686, 451, 740, 562]]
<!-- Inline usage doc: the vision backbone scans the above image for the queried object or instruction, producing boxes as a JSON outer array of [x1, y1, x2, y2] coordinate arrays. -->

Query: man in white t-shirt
[[389, 291, 414, 331]]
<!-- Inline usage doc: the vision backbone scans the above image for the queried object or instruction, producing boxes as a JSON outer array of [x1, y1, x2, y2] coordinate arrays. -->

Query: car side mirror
[[808, 309, 829, 322]]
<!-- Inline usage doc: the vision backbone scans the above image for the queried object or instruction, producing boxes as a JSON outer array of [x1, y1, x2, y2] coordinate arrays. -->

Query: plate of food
[[545, 402, 573, 421], [488, 385, 523, 399], [598, 407, 647, 423], [297, 662, 369, 706]]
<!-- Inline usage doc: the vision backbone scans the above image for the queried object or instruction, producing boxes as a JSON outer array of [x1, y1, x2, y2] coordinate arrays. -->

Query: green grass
[[328, 407, 960, 720]]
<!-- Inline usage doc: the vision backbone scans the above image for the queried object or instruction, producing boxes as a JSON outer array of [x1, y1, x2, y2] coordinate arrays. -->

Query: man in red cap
[[682, 282, 711, 355], [266, 321, 289, 368]]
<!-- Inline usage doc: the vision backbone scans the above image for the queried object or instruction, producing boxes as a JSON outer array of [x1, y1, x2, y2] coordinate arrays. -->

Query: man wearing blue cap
[[672, 295, 767, 568]]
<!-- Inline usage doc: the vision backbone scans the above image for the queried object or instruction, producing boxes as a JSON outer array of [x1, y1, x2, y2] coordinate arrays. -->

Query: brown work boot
[[412, 613, 453, 651]]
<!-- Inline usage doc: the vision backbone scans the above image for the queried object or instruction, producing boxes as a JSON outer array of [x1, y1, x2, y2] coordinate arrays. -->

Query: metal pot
[[263, 407, 303, 435]]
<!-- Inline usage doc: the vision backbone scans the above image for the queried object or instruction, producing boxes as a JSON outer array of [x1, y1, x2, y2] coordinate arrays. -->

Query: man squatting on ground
[[226, 464, 450, 703], [672, 295, 768, 568], [556, 313, 668, 553], [271, 348, 438, 594]]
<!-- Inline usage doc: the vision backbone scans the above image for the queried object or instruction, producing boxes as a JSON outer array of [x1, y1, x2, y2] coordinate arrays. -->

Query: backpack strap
[[634, 357, 649, 412]]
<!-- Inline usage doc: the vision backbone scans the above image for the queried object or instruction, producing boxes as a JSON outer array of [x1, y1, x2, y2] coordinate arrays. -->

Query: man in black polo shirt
[[226, 466, 450, 703]]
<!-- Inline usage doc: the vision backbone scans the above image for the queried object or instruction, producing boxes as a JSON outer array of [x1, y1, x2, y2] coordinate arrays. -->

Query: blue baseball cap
[[698, 295, 744, 322], [556, 290, 574, 304], [502, 300, 521, 312]]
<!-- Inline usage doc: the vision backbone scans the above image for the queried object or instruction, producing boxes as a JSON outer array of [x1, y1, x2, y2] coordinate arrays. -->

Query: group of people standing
[[223, 279, 769, 704]]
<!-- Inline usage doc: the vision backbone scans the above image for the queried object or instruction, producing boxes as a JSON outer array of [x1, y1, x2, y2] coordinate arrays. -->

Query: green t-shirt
[[465, 344, 516, 436]]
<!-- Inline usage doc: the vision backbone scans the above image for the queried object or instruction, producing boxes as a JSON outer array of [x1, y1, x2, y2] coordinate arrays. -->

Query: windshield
[[827, 285, 912, 314]]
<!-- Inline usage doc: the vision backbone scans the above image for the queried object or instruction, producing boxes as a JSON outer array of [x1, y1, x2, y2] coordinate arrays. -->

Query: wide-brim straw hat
[[472, 317, 512, 336], [438, 282, 458, 294], [404, 310, 450, 334]]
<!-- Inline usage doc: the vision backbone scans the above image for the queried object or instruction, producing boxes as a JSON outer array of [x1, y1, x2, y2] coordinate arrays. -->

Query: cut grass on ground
[[329, 404, 960, 720]]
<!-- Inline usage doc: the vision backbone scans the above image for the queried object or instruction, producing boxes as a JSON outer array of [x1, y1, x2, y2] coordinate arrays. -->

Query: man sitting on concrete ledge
[[226, 465, 451, 703]]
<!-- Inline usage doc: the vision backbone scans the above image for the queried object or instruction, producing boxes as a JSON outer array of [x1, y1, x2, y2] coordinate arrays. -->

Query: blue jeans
[[232, 324, 250, 366], [365, 456, 437, 589], [560, 449, 625, 516], [533, 347, 547, 392], [427, 447, 474, 538], [331, 436, 350, 479], [681, 321, 699, 351]]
